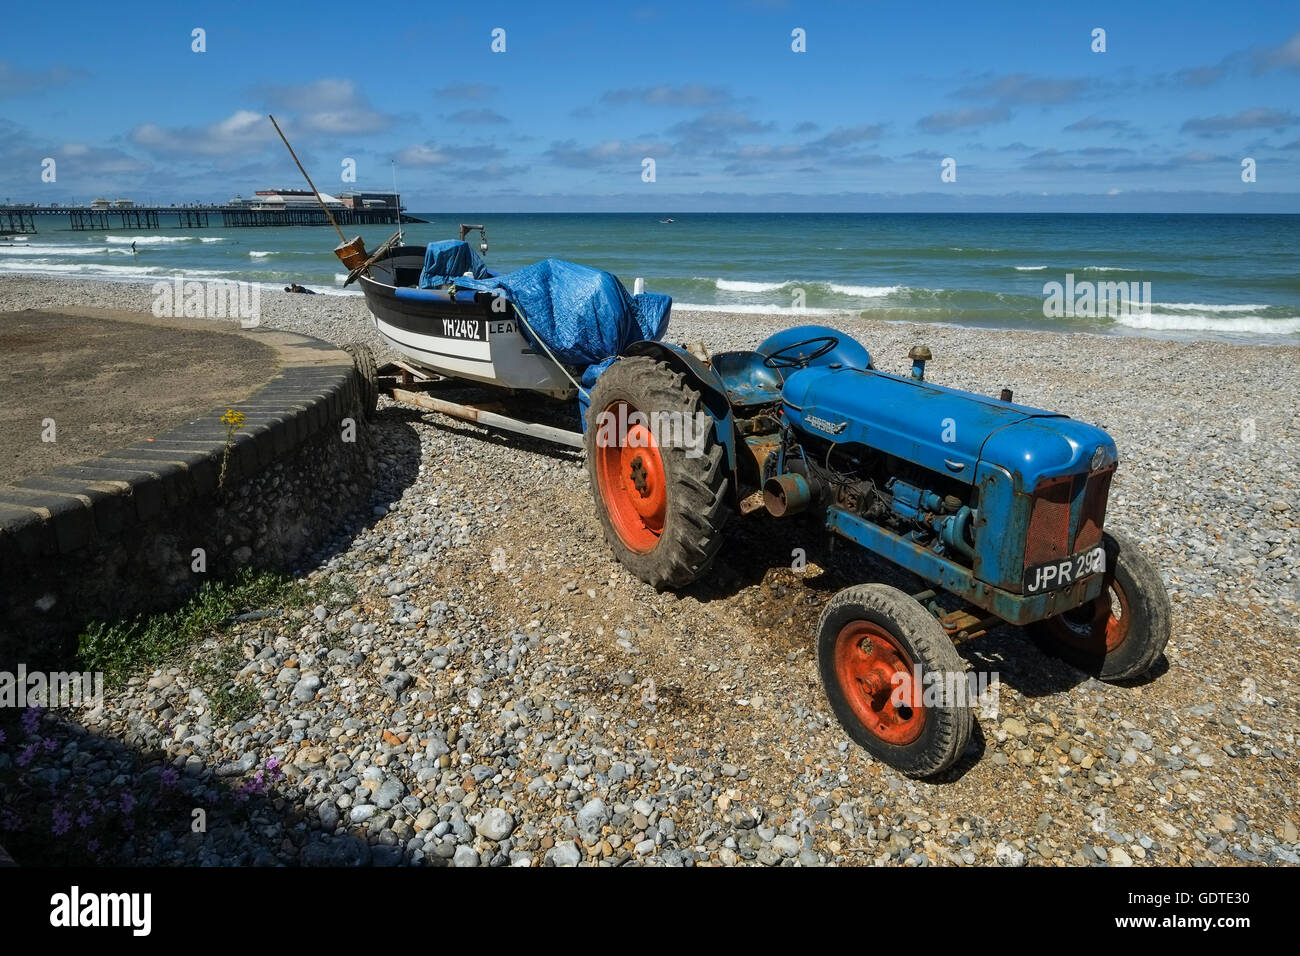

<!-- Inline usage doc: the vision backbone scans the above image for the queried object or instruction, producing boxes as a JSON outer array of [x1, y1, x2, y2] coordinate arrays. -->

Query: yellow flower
[[221, 409, 246, 429]]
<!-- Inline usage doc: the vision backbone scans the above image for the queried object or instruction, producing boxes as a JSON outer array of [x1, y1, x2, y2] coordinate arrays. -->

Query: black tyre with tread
[[1029, 531, 1170, 681], [584, 356, 730, 589], [817, 584, 974, 778]]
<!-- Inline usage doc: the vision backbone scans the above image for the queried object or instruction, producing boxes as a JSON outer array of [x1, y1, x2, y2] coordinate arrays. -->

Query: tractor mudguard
[[622, 340, 739, 478]]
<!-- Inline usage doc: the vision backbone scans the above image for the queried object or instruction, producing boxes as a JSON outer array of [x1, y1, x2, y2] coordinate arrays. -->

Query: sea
[[2, 212, 1298, 343]]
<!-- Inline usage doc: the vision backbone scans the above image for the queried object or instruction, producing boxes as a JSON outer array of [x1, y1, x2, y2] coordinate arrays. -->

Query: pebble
[[10, 276, 1296, 869], [548, 842, 582, 867], [452, 845, 479, 868], [772, 835, 800, 858], [477, 808, 515, 842], [995, 842, 1026, 867]]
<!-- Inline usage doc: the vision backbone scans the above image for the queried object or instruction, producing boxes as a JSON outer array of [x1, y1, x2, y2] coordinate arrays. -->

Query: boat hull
[[358, 248, 575, 398]]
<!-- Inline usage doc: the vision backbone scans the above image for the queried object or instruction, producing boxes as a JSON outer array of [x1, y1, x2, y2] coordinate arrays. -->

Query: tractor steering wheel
[[762, 336, 840, 369]]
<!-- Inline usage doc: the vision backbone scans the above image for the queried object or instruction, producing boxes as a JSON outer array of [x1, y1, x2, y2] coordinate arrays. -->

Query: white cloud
[[131, 109, 276, 156], [258, 78, 399, 135], [396, 144, 449, 166]]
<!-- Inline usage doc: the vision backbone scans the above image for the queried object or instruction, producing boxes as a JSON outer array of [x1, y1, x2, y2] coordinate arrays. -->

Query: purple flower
[[16, 743, 37, 767], [20, 706, 41, 734], [0, 728, 7, 745], [51, 807, 72, 836], [41, 737, 56, 753], [265, 757, 279, 771], [77, 811, 93, 828], [119, 792, 135, 814], [240, 773, 269, 798], [160, 767, 180, 788], [86, 838, 100, 854]]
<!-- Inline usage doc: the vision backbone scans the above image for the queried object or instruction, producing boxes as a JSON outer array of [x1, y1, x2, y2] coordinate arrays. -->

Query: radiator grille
[[1024, 476, 1074, 567], [1023, 468, 1115, 572], [1074, 467, 1114, 552]]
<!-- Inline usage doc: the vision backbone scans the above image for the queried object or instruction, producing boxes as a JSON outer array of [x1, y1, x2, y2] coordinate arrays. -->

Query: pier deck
[[0, 204, 426, 233]]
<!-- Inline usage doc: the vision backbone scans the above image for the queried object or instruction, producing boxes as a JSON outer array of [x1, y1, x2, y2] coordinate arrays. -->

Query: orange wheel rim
[[1051, 580, 1130, 654], [833, 621, 925, 745], [594, 400, 667, 553]]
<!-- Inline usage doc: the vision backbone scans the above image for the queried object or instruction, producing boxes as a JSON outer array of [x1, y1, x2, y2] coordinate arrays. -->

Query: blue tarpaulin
[[418, 246, 672, 368], [417, 240, 489, 288]]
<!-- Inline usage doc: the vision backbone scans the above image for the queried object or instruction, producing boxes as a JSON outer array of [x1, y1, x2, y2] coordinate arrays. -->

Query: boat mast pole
[[267, 114, 347, 243], [391, 160, 403, 244]]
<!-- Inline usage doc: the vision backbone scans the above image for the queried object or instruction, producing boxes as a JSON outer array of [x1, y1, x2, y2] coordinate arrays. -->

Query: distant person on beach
[[284, 283, 315, 294]]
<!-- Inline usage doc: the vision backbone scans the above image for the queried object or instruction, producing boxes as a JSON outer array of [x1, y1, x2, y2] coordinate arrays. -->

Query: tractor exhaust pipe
[[764, 472, 817, 517]]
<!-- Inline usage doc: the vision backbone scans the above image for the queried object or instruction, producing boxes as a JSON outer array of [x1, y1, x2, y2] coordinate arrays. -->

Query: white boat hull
[[358, 248, 576, 398]]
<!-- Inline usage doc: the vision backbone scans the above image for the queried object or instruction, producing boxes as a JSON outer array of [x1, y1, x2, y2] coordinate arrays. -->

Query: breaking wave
[[104, 235, 193, 245], [1115, 312, 1300, 334]]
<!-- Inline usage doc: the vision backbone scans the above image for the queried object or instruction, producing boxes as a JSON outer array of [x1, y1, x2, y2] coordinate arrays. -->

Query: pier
[[1, 209, 38, 235], [0, 204, 426, 233], [67, 208, 161, 231]]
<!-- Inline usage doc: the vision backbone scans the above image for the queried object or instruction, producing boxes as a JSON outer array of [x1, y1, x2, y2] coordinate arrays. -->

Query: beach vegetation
[[77, 565, 307, 685]]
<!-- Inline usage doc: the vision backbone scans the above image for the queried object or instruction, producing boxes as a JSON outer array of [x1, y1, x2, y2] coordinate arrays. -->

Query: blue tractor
[[584, 325, 1170, 777]]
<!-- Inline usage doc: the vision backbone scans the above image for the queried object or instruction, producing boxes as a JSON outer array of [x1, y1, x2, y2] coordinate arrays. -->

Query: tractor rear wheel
[[817, 584, 973, 778], [585, 356, 729, 589], [343, 342, 379, 420], [1029, 531, 1170, 681]]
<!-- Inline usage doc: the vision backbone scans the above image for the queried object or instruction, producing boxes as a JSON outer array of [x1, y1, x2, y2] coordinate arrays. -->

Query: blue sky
[[2, 0, 1298, 211]]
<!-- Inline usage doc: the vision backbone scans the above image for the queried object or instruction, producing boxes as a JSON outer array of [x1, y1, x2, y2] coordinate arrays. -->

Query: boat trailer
[[377, 360, 585, 450]]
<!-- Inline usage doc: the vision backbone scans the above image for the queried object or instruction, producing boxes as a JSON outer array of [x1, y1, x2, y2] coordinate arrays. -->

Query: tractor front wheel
[[817, 584, 973, 778], [1029, 531, 1170, 681], [585, 356, 729, 589]]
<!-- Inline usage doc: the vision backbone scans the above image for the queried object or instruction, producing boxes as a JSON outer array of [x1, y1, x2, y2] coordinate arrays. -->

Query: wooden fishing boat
[[355, 233, 577, 398]]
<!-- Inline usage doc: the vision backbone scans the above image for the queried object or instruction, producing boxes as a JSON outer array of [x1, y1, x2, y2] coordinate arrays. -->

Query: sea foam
[[676, 301, 847, 316], [1116, 312, 1300, 334], [826, 283, 899, 297], [712, 279, 899, 298], [1152, 302, 1270, 313], [715, 279, 787, 292], [104, 235, 193, 245]]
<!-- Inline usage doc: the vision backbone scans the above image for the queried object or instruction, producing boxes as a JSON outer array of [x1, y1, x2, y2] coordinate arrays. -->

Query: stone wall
[[0, 332, 376, 666]]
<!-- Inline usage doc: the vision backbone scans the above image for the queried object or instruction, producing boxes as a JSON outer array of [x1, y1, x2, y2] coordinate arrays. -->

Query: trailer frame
[[377, 361, 585, 450]]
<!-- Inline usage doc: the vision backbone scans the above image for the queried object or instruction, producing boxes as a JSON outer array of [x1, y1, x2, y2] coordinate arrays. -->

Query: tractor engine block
[[763, 439, 979, 566]]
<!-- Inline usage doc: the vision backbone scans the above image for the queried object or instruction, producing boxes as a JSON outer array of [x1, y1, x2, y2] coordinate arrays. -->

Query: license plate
[[436, 316, 487, 341], [1023, 546, 1106, 595]]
